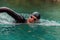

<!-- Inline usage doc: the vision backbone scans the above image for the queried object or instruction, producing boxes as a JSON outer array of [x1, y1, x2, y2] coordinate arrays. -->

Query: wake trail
[[33, 19, 60, 26]]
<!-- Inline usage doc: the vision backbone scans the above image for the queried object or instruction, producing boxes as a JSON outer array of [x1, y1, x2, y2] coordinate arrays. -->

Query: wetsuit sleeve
[[0, 7, 26, 23]]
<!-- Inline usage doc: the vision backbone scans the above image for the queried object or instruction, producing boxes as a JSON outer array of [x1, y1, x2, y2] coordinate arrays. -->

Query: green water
[[0, 24, 58, 40], [0, 0, 60, 40]]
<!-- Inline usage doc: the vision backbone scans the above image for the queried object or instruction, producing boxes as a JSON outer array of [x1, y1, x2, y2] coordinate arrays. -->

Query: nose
[[31, 18, 34, 21]]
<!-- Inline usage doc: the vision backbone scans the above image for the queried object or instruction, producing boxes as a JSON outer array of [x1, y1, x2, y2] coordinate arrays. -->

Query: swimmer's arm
[[0, 7, 26, 23]]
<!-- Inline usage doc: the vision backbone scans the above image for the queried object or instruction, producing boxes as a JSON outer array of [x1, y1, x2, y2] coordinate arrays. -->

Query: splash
[[31, 19, 60, 26]]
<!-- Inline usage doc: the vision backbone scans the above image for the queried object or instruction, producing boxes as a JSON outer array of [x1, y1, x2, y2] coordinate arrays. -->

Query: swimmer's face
[[27, 15, 38, 23]]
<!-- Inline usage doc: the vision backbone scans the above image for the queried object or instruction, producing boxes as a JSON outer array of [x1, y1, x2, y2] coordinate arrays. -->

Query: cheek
[[29, 18, 34, 22]]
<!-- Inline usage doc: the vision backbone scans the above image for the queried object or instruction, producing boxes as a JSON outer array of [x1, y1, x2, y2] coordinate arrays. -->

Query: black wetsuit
[[0, 8, 26, 23]]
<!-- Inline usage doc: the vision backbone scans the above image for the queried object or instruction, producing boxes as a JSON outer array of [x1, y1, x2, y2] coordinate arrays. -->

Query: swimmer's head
[[27, 12, 40, 23], [32, 12, 40, 19]]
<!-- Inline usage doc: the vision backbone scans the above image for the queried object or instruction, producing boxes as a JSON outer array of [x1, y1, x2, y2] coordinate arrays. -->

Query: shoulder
[[20, 15, 26, 23]]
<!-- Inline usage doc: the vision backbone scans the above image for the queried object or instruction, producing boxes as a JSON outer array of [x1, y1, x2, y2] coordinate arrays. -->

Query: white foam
[[35, 19, 60, 26]]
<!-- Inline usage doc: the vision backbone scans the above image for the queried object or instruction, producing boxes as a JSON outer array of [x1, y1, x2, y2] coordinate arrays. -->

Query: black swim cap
[[32, 12, 40, 19]]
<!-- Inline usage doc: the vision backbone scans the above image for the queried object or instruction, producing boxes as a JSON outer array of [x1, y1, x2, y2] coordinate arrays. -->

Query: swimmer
[[0, 7, 40, 24]]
